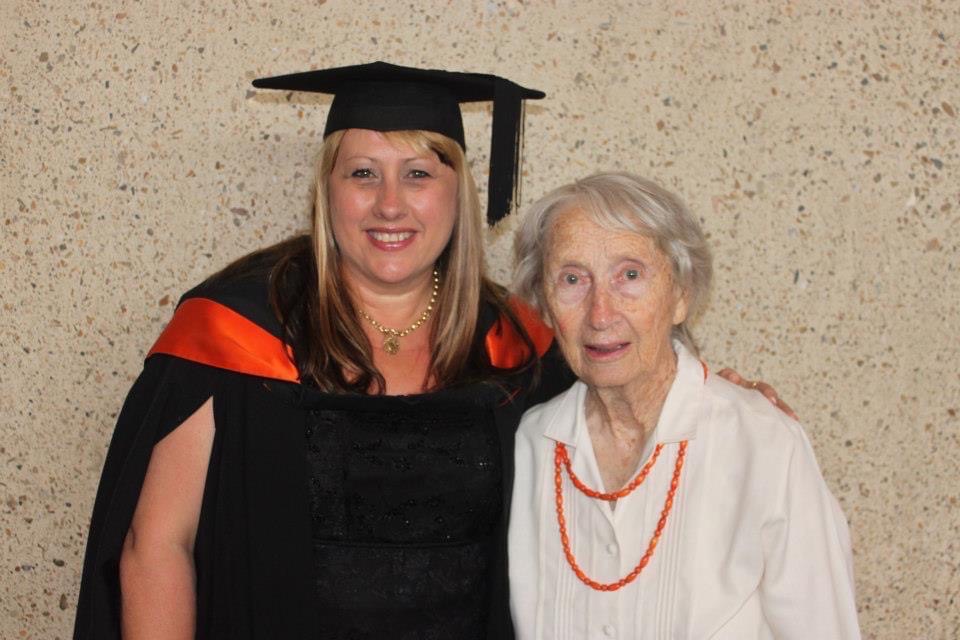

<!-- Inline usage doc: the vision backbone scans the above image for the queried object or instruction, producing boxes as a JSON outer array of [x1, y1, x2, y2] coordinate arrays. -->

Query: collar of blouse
[[541, 341, 706, 458]]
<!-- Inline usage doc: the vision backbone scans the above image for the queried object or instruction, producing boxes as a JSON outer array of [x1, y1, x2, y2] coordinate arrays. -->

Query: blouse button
[[606, 543, 618, 555], [602, 624, 616, 637]]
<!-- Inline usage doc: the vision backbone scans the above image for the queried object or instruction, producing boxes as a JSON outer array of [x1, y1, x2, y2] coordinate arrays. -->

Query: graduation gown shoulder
[[73, 248, 575, 639], [73, 246, 322, 639]]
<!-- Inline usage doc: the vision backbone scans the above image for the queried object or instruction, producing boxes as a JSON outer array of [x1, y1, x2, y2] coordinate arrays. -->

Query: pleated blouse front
[[509, 344, 860, 640]]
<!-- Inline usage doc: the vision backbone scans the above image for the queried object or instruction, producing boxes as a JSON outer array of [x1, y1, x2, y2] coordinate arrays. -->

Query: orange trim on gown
[[485, 298, 554, 369], [148, 296, 554, 381], [147, 298, 300, 382]]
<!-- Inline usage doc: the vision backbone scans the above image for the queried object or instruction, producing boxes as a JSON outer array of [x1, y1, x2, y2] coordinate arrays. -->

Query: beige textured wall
[[2, 1, 957, 638]]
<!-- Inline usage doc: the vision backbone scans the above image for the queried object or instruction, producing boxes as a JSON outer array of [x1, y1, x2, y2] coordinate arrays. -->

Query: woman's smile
[[366, 228, 417, 249], [583, 341, 631, 360]]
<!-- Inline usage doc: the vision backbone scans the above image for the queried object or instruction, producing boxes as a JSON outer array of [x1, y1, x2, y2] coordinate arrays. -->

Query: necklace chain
[[357, 269, 440, 355], [554, 439, 688, 592]]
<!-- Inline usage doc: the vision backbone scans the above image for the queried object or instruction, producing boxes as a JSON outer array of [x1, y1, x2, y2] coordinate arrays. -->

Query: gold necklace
[[357, 269, 440, 355]]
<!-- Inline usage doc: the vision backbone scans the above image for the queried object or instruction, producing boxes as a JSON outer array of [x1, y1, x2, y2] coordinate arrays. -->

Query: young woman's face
[[328, 129, 459, 293]]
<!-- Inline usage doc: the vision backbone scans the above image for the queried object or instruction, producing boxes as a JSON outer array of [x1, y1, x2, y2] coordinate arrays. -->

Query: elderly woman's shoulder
[[704, 372, 807, 449], [516, 381, 581, 441]]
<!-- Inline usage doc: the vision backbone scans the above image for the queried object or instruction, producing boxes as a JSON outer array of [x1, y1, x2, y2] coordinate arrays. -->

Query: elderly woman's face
[[542, 207, 688, 390]]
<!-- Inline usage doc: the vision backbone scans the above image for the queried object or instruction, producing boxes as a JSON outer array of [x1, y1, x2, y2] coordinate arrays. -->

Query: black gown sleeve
[[75, 244, 327, 639], [528, 340, 577, 406], [73, 355, 223, 640], [485, 341, 574, 639]]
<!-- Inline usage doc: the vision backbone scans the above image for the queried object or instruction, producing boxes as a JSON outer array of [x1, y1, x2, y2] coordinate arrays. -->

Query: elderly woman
[[509, 172, 860, 639]]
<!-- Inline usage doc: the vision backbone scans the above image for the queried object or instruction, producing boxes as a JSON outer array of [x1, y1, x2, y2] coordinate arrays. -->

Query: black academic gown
[[73, 264, 574, 640]]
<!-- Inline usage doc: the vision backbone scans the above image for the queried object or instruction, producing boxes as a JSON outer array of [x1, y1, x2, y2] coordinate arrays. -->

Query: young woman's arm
[[119, 397, 214, 640]]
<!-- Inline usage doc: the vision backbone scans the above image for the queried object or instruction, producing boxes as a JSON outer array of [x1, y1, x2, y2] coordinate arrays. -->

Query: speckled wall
[[2, 1, 957, 638]]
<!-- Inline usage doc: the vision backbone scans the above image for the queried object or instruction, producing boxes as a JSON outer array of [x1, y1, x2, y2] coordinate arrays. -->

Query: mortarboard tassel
[[487, 79, 524, 226]]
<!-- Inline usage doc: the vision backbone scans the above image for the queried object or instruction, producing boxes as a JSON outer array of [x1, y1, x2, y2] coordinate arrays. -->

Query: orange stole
[[148, 297, 555, 381], [485, 298, 554, 369], [147, 298, 299, 382]]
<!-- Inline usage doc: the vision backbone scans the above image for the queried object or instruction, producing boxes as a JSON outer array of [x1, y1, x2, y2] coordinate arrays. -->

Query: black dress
[[304, 386, 504, 639]]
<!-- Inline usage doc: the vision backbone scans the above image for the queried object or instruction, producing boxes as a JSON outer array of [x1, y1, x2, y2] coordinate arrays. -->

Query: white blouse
[[509, 344, 860, 639]]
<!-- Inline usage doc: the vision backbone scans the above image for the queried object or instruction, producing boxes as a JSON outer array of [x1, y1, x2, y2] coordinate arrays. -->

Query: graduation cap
[[251, 61, 545, 225]]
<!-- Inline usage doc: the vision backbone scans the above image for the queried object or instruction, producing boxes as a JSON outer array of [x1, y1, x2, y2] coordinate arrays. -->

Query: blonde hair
[[513, 172, 712, 354], [309, 129, 487, 392]]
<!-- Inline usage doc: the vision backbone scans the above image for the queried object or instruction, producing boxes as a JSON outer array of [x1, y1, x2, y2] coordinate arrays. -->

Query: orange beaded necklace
[[554, 360, 705, 592], [553, 440, 688, 591]]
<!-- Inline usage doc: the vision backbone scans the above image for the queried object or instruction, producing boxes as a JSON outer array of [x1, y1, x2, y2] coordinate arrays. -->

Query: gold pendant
[[383, 334, 400, 355]]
